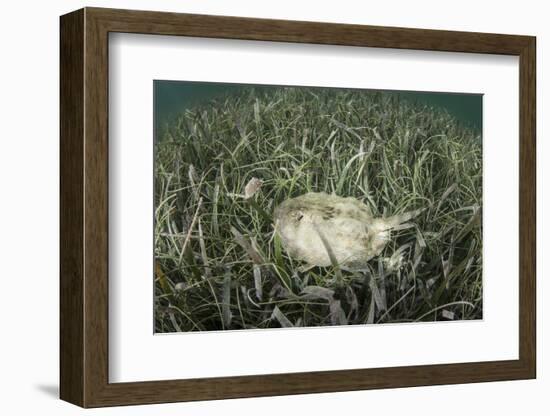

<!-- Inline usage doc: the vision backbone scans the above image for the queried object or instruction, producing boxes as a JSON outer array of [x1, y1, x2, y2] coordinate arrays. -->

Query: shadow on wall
[[34, 384, 59, 399]]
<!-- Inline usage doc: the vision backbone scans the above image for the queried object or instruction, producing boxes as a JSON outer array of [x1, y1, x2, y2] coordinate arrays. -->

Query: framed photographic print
[[60, 7, 536, 408]]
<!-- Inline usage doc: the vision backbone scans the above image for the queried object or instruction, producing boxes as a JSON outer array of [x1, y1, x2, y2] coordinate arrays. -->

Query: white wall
[[0, 0, 545, 414]]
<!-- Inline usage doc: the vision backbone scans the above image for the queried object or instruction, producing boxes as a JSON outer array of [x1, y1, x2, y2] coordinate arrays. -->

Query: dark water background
[[154, 80, 482, 136]]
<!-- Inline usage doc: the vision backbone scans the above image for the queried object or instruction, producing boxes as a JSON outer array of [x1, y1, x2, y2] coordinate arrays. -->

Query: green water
[[154, 80, 482, 134]]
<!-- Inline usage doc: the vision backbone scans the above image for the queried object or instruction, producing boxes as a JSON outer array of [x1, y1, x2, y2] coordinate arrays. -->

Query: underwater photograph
[[153, 81, 483, 333]]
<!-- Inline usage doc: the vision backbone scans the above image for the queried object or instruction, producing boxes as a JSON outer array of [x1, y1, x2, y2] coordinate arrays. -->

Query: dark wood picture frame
[[60, 7, 536, 408]]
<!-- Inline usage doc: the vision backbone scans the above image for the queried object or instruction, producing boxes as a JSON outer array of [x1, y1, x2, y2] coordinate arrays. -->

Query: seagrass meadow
[[153, 83, 483, 333]]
